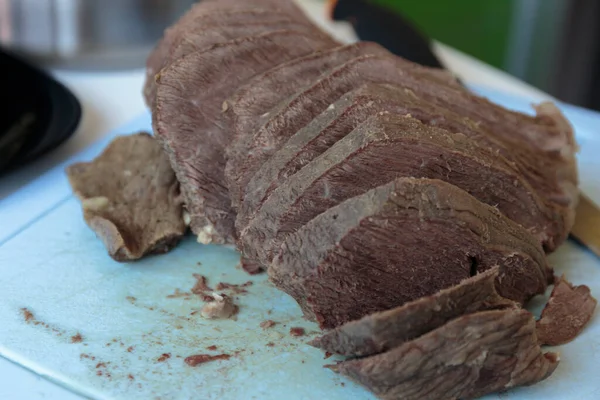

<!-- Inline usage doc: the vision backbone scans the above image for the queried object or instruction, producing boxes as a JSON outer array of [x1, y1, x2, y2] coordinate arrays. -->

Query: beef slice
[[144, 0, 314, 104], [153, 30, 335, 245], [310, 266, 516, 357], [536, 275, 597, 346], [329, 309, 559, 400], [242, 113, 559, 266], [240, 83, 569, 251], [269, 177, 549, 328], [226, 53, 463, 214], [145, 10, 321, 107], [66, 133, 186, 261]]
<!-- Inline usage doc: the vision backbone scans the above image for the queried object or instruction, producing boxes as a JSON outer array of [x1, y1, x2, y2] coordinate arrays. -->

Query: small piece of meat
[[191, 274, 212, 294], [184, 353, 231, 367], [289, 327, 305, 336], [153, 30, 335, 245], [200, 293, 238, 319], [269, 178, 549, 328], [536, 276, 597, 346], [239, 257, 263, 275], [66, 133, 186, 262], [329, 309, 559, 400], [310, 267, 515, 357], [260, 320, 276, 329]]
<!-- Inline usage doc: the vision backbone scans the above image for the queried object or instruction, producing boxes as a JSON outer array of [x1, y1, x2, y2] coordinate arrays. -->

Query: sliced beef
[[66, 133, 186, 262], [144, 0, 314, 104], [223, 42, 391, 208], [536, 275, 597, 346], [310, 267, 515, 357], [145, 10, 322, 107], [240, 83, 569, 251], [153, 30, 336, 245], [228, 54, 577, 245], [269, 177, 549, 328], [241, 113, 559, 266], [329, 309, 559, 400], [226, 53, 463, 212]]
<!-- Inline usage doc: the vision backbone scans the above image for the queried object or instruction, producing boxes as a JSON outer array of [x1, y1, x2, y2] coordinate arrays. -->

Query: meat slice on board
[[153, 30, 336, 245], [329, 309, 559, 400], [239, 84, 569, 252], [66, 133, 186, 261], [241, 113, 558, 266], [310, 266, 515, 357], [269, 177, 549, 329]]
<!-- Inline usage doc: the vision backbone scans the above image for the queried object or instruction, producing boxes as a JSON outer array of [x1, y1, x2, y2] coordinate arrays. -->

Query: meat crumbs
[[157, 353, 171, 362], [260, 320, 276, 329], [290, 327, 305, 337], [184, 354, 231, 367]]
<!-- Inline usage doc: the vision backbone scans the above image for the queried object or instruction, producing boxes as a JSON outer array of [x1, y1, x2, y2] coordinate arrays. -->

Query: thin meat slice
[[240, 83, 569, 251], [226, 53, 464, 216], [536, 275, 597, 346], [329, 309, 559, 400], [145, 10, 322, 107], [223, 42, 391, 208], [269, 178, 549, 328], [310, 267, 516, 357], [144, 0, 313, 104], [66, 133, 186, 261], [242, 113, 559, 266], [153, 30, 336, 245]]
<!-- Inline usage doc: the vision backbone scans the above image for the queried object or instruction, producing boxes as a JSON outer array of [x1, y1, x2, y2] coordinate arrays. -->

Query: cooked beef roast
[[66, 133, 186, 261], [329, 309, 559, 400], [153, 30, 336, 245], [310, 267, 515, 357], [241, 113, 560, 265], [239, 83, 569, 251], [536, 275, 597, 345], [270, 177, 549, 328]]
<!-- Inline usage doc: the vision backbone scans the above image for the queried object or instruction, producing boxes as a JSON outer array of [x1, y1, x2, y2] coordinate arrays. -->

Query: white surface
[[0, 0, 597, 399]]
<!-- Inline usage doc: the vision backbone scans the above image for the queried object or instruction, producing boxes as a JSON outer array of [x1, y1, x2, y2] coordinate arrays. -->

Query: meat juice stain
[[184, 354, 231, 367]]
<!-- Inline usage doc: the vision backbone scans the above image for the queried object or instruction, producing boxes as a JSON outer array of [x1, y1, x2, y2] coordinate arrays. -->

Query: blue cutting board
[[0, 87, 599, 400]]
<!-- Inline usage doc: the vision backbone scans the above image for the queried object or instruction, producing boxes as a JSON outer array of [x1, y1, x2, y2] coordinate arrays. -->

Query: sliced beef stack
[[126, 0, 595, 398]]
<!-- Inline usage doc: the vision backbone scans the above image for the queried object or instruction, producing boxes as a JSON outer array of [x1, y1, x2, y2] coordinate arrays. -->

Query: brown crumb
[[127, 346, 134, 353], [128, 374, 134, 381], [157, 353, 171, 362], [184, 354, 231, 367], [112, 338, 118, 343], [200, 294, 238, 319], [289, 327, 305, 337], [21, 308, 34, 322], [95, 362, 106, 369], [266, 342, 275, 347], [70, 333, 83, 343], [201, 294, 215, 302], [206, 345, 218, 351], [126, 296, 136, 303], [260, 320, 276, 329], [324, 352, 332, 359], [191, 274, 212, 294]]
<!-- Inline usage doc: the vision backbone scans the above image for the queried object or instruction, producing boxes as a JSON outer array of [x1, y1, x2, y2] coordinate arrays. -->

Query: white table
[[0, 1, 554, 398]]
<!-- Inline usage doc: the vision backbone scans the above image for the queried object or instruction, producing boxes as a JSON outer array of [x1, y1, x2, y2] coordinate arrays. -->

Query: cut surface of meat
[[153, 30, 336, 245], [536, 275, 597, 346], [329, 309, 559, 400], [310, 267, 515, 357], [145, 9, 321, 107], [239, 84, 569, 251], [242, 113, 558, 265], [269, 177, 549, 328], [225, 53, 464, 219], [144, 0, 313, 105], [223, 42, 391, 208], [66, 133, 186, 261]]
